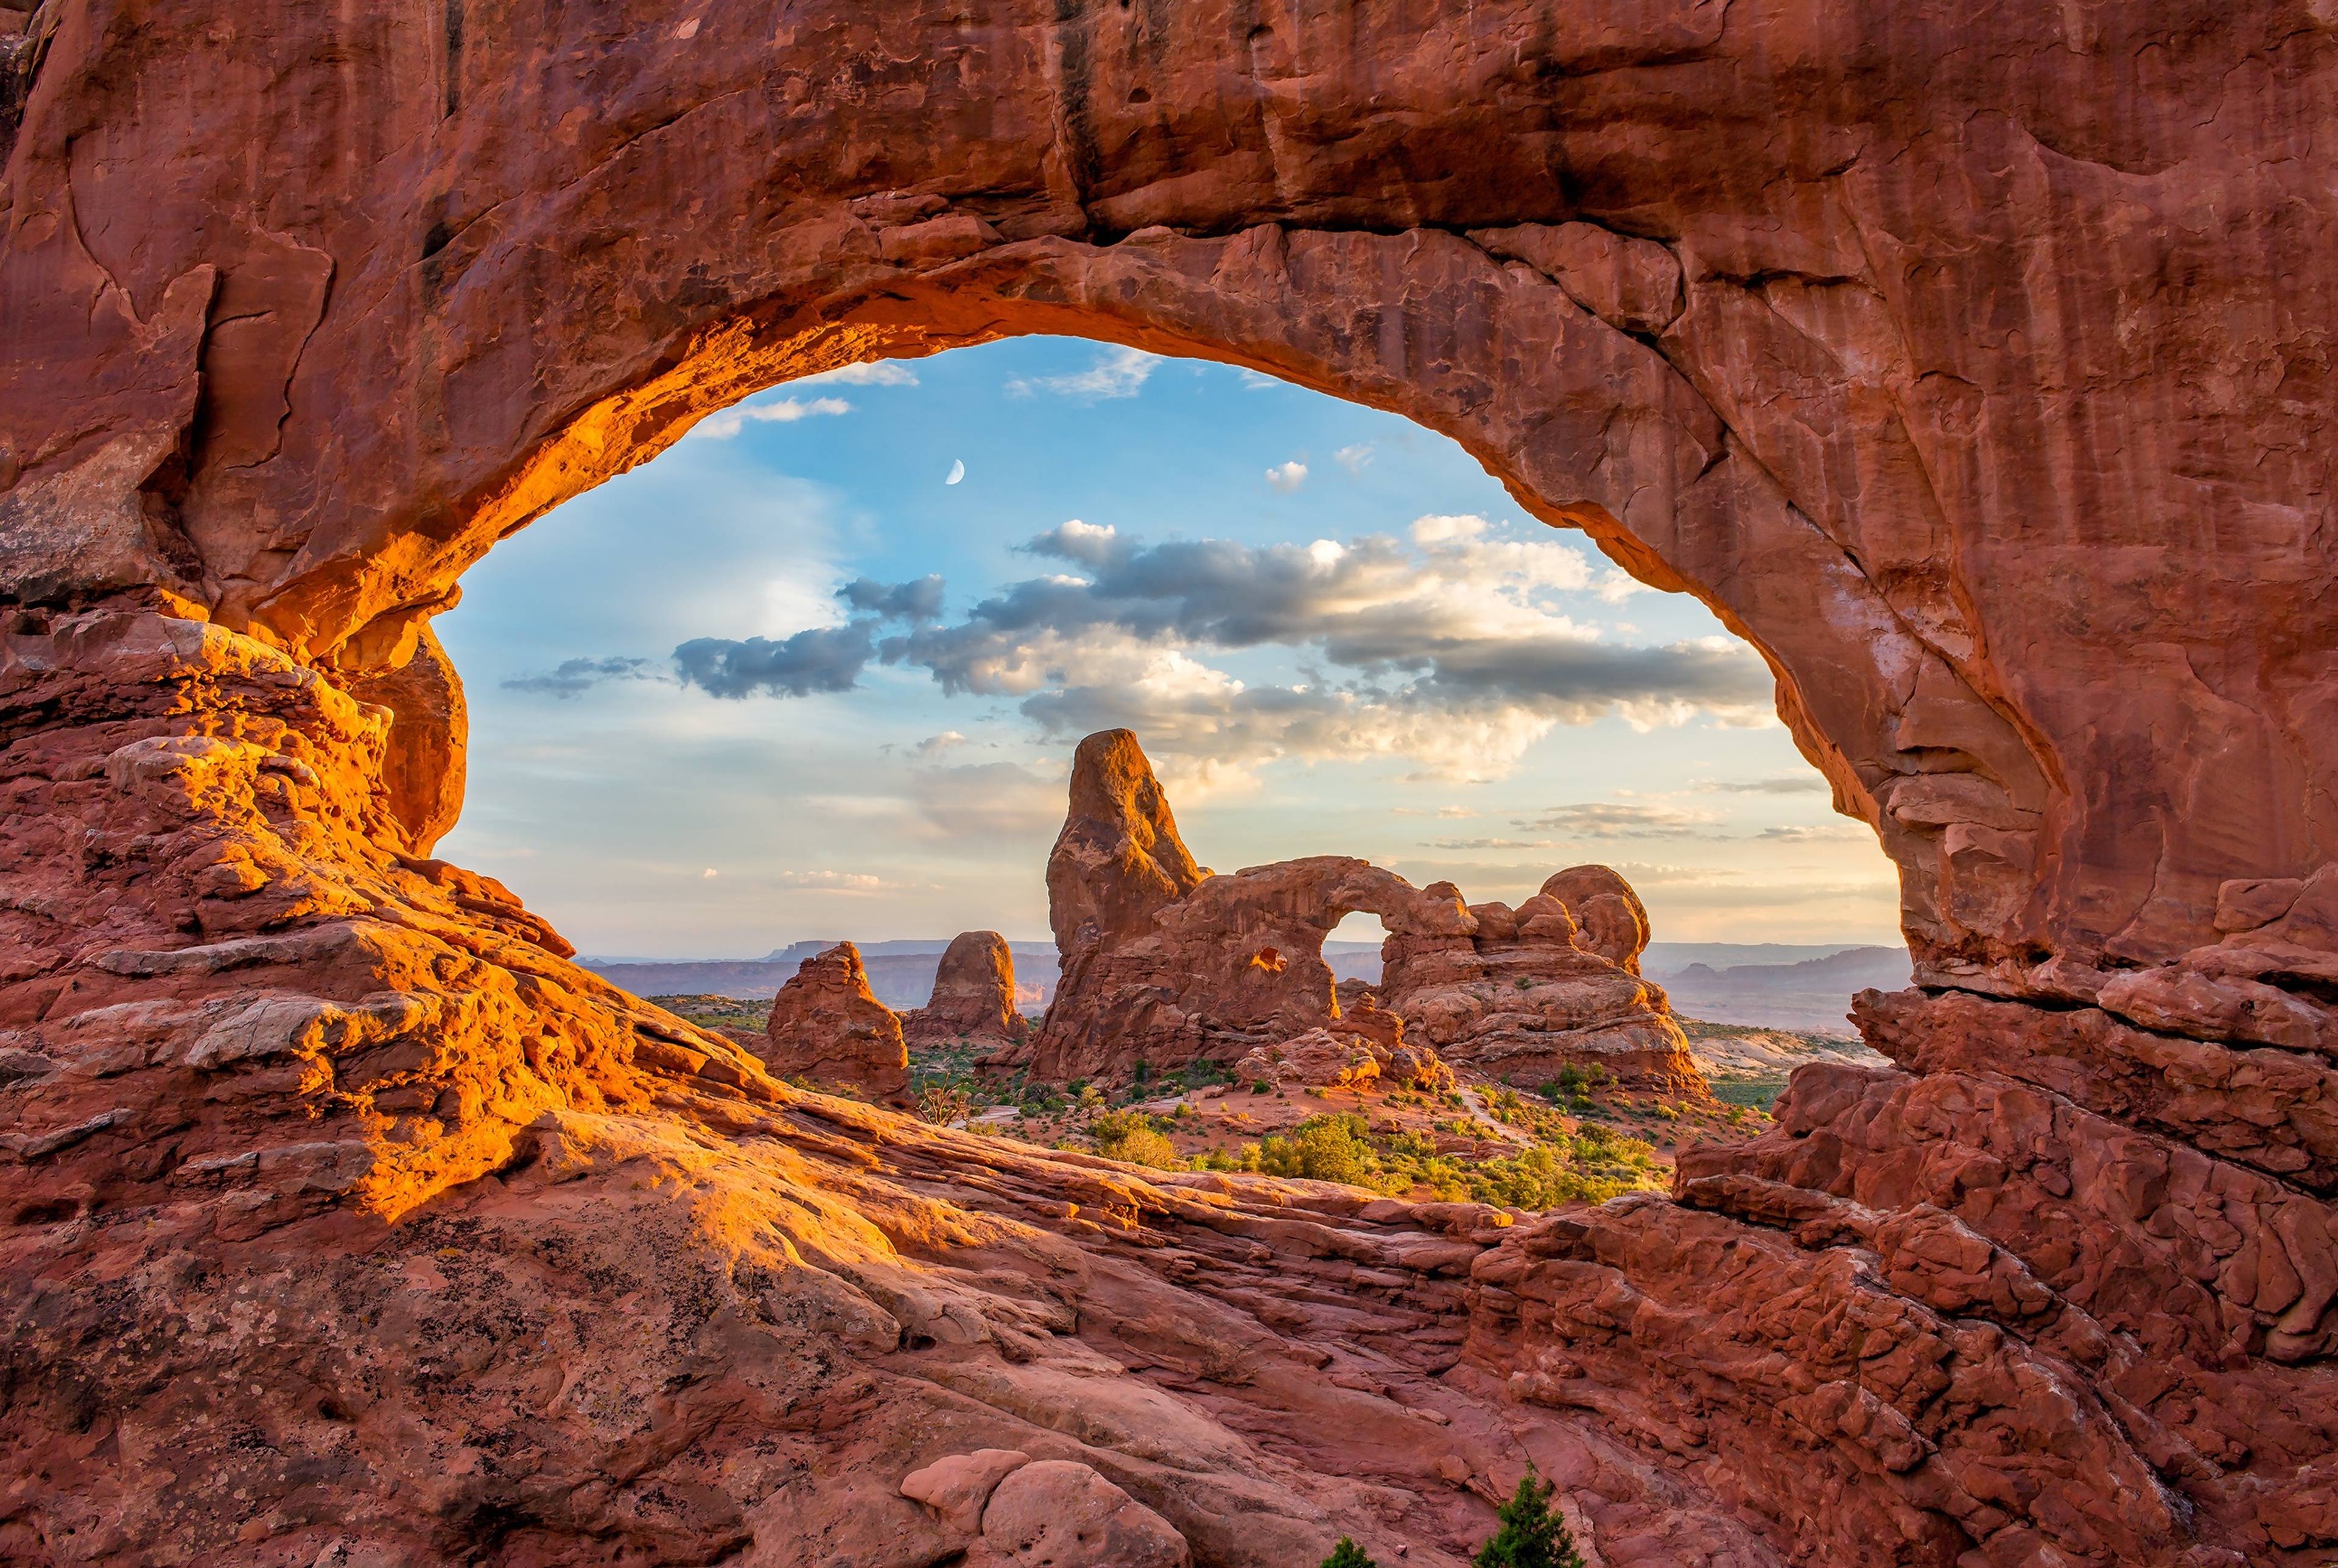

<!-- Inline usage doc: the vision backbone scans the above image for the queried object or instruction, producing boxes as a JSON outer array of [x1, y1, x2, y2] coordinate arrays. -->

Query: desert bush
[[1472, 1467, 1582, 1568], [1090, 1109, 1184, 1169]]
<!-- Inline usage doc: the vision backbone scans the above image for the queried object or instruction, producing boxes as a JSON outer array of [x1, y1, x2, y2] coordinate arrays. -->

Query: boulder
[[1234, 1029, 1382, 1090], [759, 942, 910, 1102], [972, 1459, 1190, 1568], [901, 1447, 1031, 1535]]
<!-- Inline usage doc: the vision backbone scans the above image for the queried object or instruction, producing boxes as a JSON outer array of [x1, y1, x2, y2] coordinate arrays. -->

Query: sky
[[434, 337, 1902, 959]]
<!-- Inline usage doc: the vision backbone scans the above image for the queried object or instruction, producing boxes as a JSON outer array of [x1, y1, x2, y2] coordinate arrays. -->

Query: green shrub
[[1472, 1468, 1582, 1568], [1090, 1108, 1183, 1169], [1322, 1539, 1377, 1568]]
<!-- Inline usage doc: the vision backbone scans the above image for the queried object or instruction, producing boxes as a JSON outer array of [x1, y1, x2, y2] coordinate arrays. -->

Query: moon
[[945, 459, 966, 485]]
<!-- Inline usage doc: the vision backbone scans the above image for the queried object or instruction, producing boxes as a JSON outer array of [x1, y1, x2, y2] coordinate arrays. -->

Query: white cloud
[[1411, 513, 1488, 545], [701, 867, 720, 878], [796, 362, 919, 387], [772, 870, 894, 891], [1265, 460, 1309, 493], [914, 730, 970, 758], [1006, 346, 1159, 401], [1335, 444, 1375, 475], [689, 396, 852, 440]]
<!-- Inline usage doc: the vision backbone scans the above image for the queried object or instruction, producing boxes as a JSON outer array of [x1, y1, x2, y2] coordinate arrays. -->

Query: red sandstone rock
[[973, 1458, 1191, 1568], [336, 621, 466, 857], [1035, 738, 1699, 1093], [2, 6, 2337, 1566], [1378, 872, 1700, 1096], [1235, 1029, 1384, 1091], [760, 942, 910, 1102], [904, 929, 1030, 1053], [902, 1448, 1033, 1534]]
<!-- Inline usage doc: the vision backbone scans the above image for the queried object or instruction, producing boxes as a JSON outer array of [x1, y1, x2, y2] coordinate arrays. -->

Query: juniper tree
[[1320, 1539, 1377, 1568], [1472, 1467, 1582, 1568]]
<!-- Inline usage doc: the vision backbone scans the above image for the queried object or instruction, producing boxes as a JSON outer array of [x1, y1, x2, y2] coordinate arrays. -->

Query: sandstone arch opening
[[424, 333, 1898, 1059]]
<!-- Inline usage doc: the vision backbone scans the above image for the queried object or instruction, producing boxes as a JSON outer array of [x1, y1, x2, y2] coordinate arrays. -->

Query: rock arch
[[3, 4, 2336, 1565]]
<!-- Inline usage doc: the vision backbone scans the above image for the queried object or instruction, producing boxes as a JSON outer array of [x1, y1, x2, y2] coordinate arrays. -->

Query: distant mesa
[[1027, 729, 1705, 1096], [756, 941, 910, 1102]]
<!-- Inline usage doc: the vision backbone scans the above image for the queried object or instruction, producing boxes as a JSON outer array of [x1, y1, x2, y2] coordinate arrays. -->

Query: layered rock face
[[1032, 732, 1697, 1092], [904, 929, 1030, 1055], [760, 942, 910, 1102], [4, 4, 2337, 1566]]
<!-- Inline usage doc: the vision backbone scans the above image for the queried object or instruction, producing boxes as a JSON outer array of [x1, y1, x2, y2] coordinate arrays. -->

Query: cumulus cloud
[[880, 522, 1771, 757], [502, 656, 663, 698], [673, 623, 878, 698], [1335, 444, 1375, 475], [667, 517, 1775, 777], [1006, 346, 1159, 401], [796, 362, 919, 387], [1265, 460, 1309, 493], [688, 395, 852, 440], [838, 574, 946, 621]]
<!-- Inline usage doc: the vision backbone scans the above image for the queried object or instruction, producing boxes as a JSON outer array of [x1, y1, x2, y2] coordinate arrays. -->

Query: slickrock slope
[[759, 941, 911, 1102], [2, 3, 2337, 1565], [903, 929, 1030, 1055], [1033, 733, 1699, 1093]]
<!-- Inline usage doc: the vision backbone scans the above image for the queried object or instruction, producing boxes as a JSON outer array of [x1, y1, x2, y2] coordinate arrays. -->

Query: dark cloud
[[673, 622, 878, 699], [502, 657, 660, 698], [838, 574, 946, 621], [886, 523, 1772, 724]]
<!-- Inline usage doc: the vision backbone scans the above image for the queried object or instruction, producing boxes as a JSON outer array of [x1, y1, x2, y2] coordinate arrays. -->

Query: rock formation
[[1375, 868, 1704, 1097], [3, 4, 2336, 1565], [759, 941, 910, 1102], [903, 929, 1030, 1055], [1233, 1029, 1456, 1094], [1032, 732, 1699, 1093]]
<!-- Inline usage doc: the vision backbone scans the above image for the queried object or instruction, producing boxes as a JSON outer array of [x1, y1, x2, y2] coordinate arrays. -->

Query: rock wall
[[2, 3, 2336, 1565]]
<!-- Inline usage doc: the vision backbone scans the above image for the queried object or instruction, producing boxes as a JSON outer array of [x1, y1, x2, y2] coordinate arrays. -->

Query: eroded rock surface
[[1033, 733, 1698, 1093], [904, 929, 1030, 1055], [760, 941, 910, 1102]]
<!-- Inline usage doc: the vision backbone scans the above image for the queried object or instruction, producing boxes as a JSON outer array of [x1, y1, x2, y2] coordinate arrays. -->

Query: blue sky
[[435, 337, 1900, 958]]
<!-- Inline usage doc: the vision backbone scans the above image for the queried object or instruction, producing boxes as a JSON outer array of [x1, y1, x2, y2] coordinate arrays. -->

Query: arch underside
[[3, 2, 2336, 1564]]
